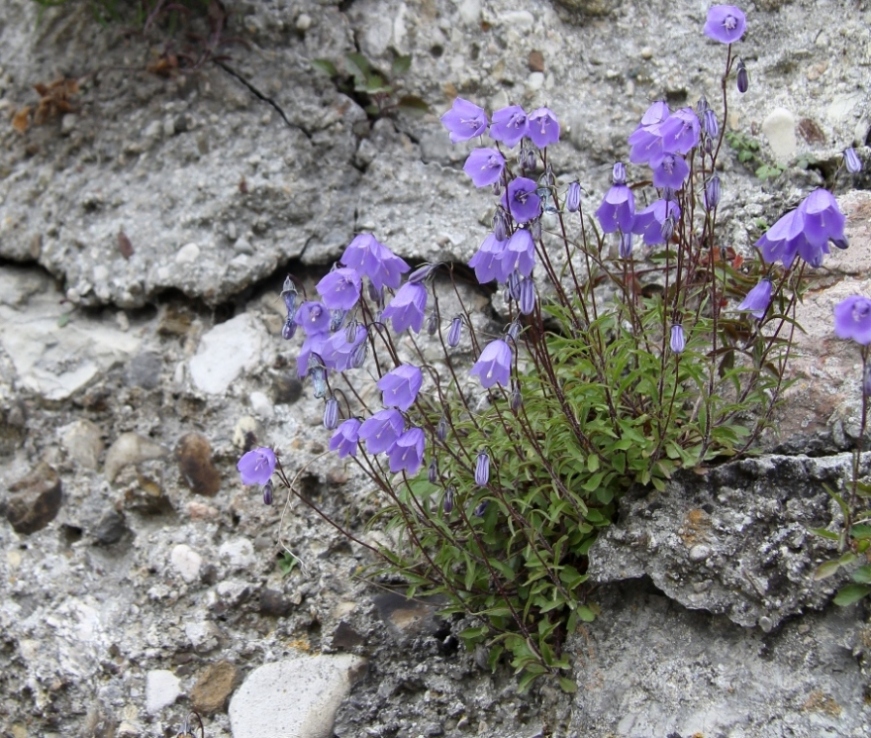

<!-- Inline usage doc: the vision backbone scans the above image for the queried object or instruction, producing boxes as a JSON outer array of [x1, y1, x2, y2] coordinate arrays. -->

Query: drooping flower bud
[[612, 162, 627, 185], [448, 316, 463, 347], [670, 324, 686, 354], [492, 209, 510, 242], [864, 365, 871, 397], [408, 263, 438, 284], [367, 282, 383, 307], [426, 309, 439, 336], [323, 396, 339, 430], [350, 339, 368, 368], [281, 276, 298, 315], [703, 108, 719, 140], [832, 236, 850, 250], [443, 486, 455, 514], [262, 480, 274, 506], [736, 59, 748, 94], [519, 277, 536, 315], [309, 364, 328, 398], [529, 218, 542, 240], [475, 450, 490, 487], [436, 415, 448, 442], [845, 147, 863, 174], [507, 271, 522, 302], [619, 231, 633, 259], [521, 140, 537, 171], [704, 175, 721, 211], [506, 321, 521, 341], [473, 500, 489, 517], [566, 181, 582, 213], [282, 317, 297, 340], [660, 213, 676, 243], [330, 309, 346, 333], [511, 382, 523, 411], [428, 458, 439, 484]]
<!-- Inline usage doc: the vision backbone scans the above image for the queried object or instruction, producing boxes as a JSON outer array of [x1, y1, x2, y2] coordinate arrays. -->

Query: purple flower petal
[[377, 364, 423, 411], [440, 97, 488, 143], [381, 282, 428, 334], [359, 409, 405, 455], [489, 105, 528, 148], [737, 279, 772, 320], [386, 427, 425, 475], [329, 418, 361, 458], [470, 339, 512, 389], [237, 447, 276, 486], [502, 177, 541, 224], [463, 147, 505, 188], [527, 107, 560, 148], [341, 233, 410, 291], [704, 5, 747, 45], [316, 268, 362, 311], [834, 296, 871, 345]]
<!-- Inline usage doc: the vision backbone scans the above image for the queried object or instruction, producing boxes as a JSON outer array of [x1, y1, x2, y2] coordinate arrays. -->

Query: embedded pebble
[[60, 419, 103, 470], [145, 669, 182, 714], [176, 432, 222, 496], [5, 462, 62, 534], [762, 107, 797, 162], [104, 432, 168, 483], [171, 543, 203, 583]]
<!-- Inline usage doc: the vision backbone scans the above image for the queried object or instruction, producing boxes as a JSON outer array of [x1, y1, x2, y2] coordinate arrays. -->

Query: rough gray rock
[[589, 454, 854, 630]]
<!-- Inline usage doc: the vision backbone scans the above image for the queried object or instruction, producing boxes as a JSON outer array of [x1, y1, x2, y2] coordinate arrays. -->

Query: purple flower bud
[[612, 162, 627, 185], [237, 447, 277, 486], [475, 451, 490, 487], [262, 480, 274, 506], [351, 339, 368, 369], [282, 317, 297, 340], [309, 364, 328, 399], [864, 366, 871, 397], [619, 231, 634, 259], [737, 279, 772, 320], [329, 309, 346, 333], [511, 382, 522, 411], [704, 175, 721, 211], [832, 236, 850, 250], [670, 324, 686, 354], [696, 95, 710, 115], [506, 321, 521, 341], [529, 217, 542, 240], [834, 296, 871, 345], [448, 316, 463, 347], [845, 147, 862, 174], [736, 59, 748, 93], [566, 181, 582, 213], [281, 276, 298, 318], [436, 415, 448, 442], [520, 141, 537, 172], [426, 309, 439, 336], [703, 108, 719, 140], [323, 396, 339, 430], [492, 209, 510, 242], [407, 263, 438, 284], [473, 500, 489, 517], [518, 277, 536, 315], [428, 458, 438, 484], [660, 213, 676, 243], [443, 486, 454, 514], [507, 271, 522, 301]]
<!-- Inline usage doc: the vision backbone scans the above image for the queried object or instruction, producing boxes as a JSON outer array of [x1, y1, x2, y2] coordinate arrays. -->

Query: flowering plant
[[240, 4, 863, 689]]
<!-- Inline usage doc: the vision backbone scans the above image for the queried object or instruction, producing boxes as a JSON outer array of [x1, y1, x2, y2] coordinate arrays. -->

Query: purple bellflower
[[800, 189, 846, 251], [316, 268, 362, 311], [659, 108, 700, 155], [489, 105, 529, 148], [651, 152, 690, 190], [341, 233, 410, 291], [440, 97, 488, 143], [329, 418, 361, 458], [704, 5, 747, 45], [377, 364, 423, 411], [237, 447, 277, 486], [464, 148, 506, 188], [320, 324, 367, 372], [834, 296, 871, 345], [381, 282, 428, 334], [470, 339, 512, 389], [502, 229, 536, 277], [468, 233, 510, 285], [595, 163, 635, 234], [475, 450, 490, 486], [387, 427, 426, 475], [632, 199, 681, 246], [294, 301, 331, 335], [502, 177, 542, 224], [628, 101, 669, 165], [359, 409, 405, 455], [527, 107, 560, 148], [297, 331, 330, 377], [756, 207, 805, 268], [737, 279, 772, 320], [566, 181, 582, 212]]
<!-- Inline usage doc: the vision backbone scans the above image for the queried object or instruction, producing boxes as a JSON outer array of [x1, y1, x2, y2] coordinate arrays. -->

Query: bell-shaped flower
[[737, 279, 772, 320], [799, 189, 846, 250], [358, 409, 404, 455], [475, 450, 490, 486], [237, 447, 277, 486], [296, 331, 330, 377], [595, 179, 635, 234], [489, 105, 529, 148], [502, 229, 536, 277], [651, 152, 690, 190], [468, 233, 510, 285], [756, 207, 806, 269], [341, 233, 410, 291], [377, 364, 423, 411], [669, 324, 686, 354], [527, 107, 560, 148], [659, 108, 700, 155], [316, 268, 362, 311], [294, 301, 331, 335], [704, 5, 747, 45], [329, 418, 361, 458], [834, 296, 871, 345], [470, 339, 512, 389], [381, 282, 428, 334], [387, 427, 426, 475], [320, 324, 367, 372], [464, 148, 505, 188], [502, 177, 542, 224], [628, 101, 669, 165], [632, 199, 680, 245], [440, 97, 488, 143]]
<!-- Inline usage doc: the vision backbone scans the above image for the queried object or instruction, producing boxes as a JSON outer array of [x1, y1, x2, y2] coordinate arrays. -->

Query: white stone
[[761, 107, 796, 163], [103, 432, 167, 482], [500, 10, 535, 30], [188, 314, 264, 395], [458, 0, 481, 25], [145, 669, 181, 714], [170, 544, 202, 583], [175, 243, 200, 264], [249, 391, 273, 419], [229, 655, 367, 738], [60, 419, 104, 470], [219, 538, 256, 569]]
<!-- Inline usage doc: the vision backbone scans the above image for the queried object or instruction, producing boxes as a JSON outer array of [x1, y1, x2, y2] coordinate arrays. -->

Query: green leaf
[[391, 54, 412, 75], [396, 95, 430, 114], [833, 583, 871, 606], [576, 604, 597, 622], [851, 524, 871, 540], [810, 527, 840, 541], [558, 677, 578, 694], [459, 626, 488, 642], [587, 454, 599, 473], [311, 58, 337, 77], [851, 565, 871, 585]]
